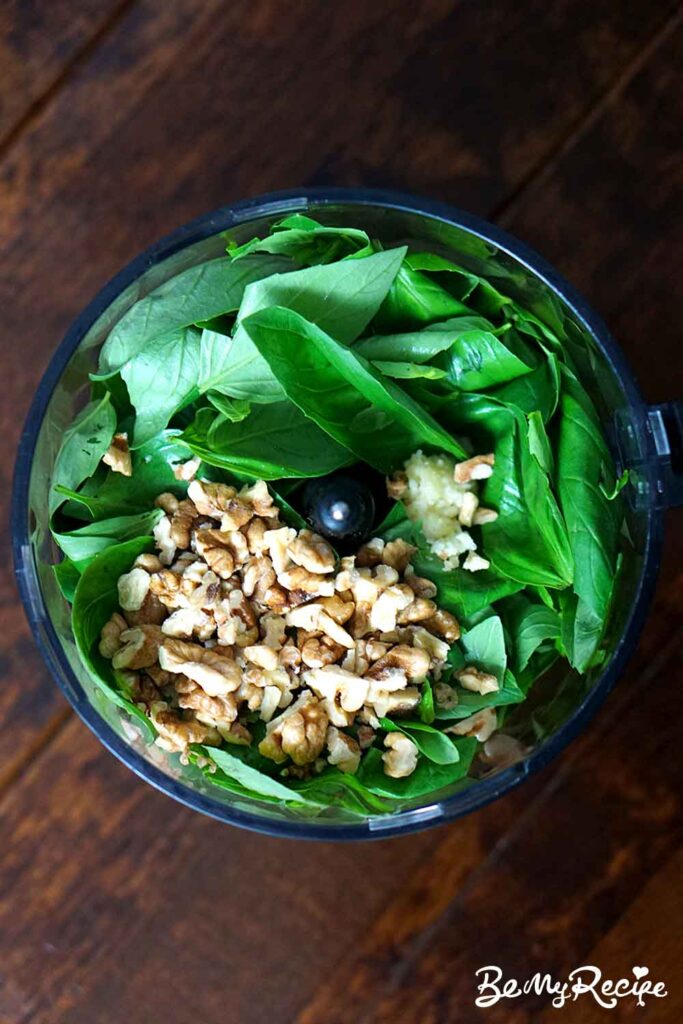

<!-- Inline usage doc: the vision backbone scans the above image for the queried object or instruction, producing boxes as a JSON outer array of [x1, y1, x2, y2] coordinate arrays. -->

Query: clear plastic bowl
[[12, 188, 677, 840]]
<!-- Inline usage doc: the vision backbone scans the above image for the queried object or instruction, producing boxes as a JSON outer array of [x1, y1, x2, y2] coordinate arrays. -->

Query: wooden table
[[2, 2, 682, 1021]]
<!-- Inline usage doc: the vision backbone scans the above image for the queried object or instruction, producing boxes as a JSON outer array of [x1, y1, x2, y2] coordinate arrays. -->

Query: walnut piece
[[259, 692, 329, 765], [99, 612, 128, 659], [149, 701, 216, 753], [288, 529, 335, 574], [159, 639, 242, 695], [117, 567, 151, 612], [111, 625, 163, 670], [194, 528, 236, 579], [455, 666, 499, 695], [382, 733, 418, 778], [102, 432, 132, 476], [445, 707, 497, 742], [326, 726, 361, 774]]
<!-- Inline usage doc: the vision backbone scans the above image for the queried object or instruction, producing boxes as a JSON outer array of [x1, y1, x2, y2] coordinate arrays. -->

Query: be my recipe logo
[[475, 964, 668, 1010]]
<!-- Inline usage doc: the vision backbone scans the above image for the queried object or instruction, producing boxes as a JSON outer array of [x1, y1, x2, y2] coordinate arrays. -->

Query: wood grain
[[537, 847, 683, 1022], [1, 1, 681, 1022], [0, 0, 127, 147], [1, 0, 678, 799]]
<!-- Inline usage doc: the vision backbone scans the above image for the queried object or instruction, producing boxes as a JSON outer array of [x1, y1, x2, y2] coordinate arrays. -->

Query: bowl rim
[[12, 186, 664, 840]]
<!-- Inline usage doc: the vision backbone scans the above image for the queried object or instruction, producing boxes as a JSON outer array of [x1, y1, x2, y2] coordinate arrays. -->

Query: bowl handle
[[647, 402, 683, 509]]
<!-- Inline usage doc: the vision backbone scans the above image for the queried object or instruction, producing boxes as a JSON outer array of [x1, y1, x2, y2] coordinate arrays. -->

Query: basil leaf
[[459, 615, 507, 682], [229, 220, 370, 265], [372, 361, 448, 380], [286, 769, 390, 813], [237, 247, 406, 344], [440, 392, 574, 588], [205, 746, 319, 805], [501, 594, 561, 674], [53, 558, 82, 602], [380, 718, 460, 765], [417, 679, 435, 724], [527, 410, 554, 473], [556, 370, 621, 662], [357, 739, 477, 798], [197, 325, 286, 403], [53, 509, 163, 562], [72, 537, 157, 740], [206, 392, 252, 422], [121, 327, 202, 446], [492, 351, 560, 421], [50, 394, 116, 514], [372, 262, 472, 332], [98, 255, 290, 374], [404, 251, 512, 319], [61, 431, 194, 520], [411, 548, 525, 617], [241, 307, 467, 472], [181, 401, 354, 479]]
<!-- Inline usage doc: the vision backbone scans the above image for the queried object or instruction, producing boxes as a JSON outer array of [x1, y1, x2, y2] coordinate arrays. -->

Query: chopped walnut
[[242, 555, 276, 599], [239, 480, 275, 517], [303, 665, 369, 727], [161, 606, 215, 641], [455, 666, 499, 695], [244, 644, 279, 671], [149, 701, 216, 753], [159, 639, 242, 695], [382, 733, 418, 778], [434, 681, 458, 710], [326, 726, 361, 774], [173, 456, 201, 482], [102, 432, 132, 476], [445, 707, 497, 742], [369, 584, 414, 633], [110, 625, 163, 670], [175, 677, 238, 725], [105, 471, 489, 786], [396, 596, 437, 625], [278, 565, 335, 597], [170, 498, 197, 549], [245, 517, 269, 554], [259, 692, 329, 765], [288, 530, 335, 574], [382, 538, 416, 573], [356, 537, 385, 568], [263, 526, 296, 574], [301, 635, 346, 669], [153, 515, 176, 566], [423, 608, 460, 642], [367, 645, 430, 682], [99, 612, 128, 659], [123, 592, 168, 628], [193, 528, 236, 579], [134, 552, 164, 574], [454, 453, 495, 483], [117, 567, 151, 612], [458, 490, 479, 528], [404, 567, 438, 600]]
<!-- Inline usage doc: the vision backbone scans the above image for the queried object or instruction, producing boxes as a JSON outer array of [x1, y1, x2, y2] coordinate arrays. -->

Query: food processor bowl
[[12, 188, 683, 839]]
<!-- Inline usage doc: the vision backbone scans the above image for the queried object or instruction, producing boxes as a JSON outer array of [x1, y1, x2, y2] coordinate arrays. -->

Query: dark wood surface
[[2, 2, 682, 1021]]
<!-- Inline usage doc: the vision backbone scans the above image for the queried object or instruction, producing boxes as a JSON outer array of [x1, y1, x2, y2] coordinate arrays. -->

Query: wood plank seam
[[0, 0, 139, 158], [491, 0, 683, 226]]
